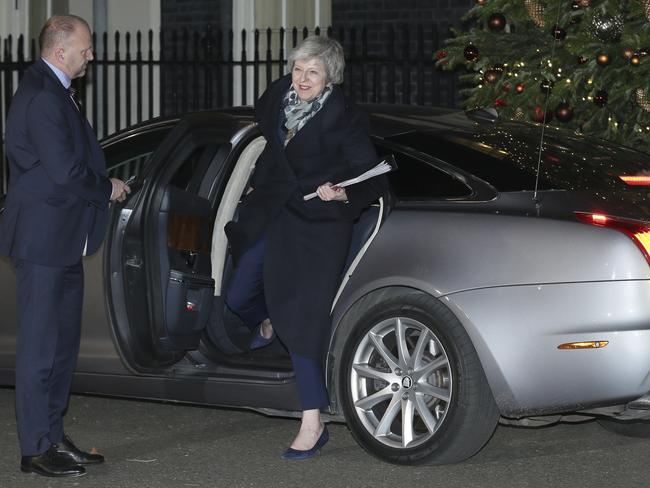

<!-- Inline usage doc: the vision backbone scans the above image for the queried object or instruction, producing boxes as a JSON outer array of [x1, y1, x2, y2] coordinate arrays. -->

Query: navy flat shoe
[[281, 426, 329, 460], [249, 323, 275, 350]]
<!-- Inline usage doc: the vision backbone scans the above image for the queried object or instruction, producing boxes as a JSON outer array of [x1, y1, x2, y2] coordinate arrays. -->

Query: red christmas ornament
[[495, 98, 507, 107], [502, 82, 512, 92], [488, 13, 507, 31], [532, 106, 553, 123], [515, 82, 525, 94], [555, 102, 573, 122], [434, 49, 448, 67]]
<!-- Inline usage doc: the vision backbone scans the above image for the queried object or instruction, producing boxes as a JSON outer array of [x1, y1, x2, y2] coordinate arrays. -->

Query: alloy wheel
[[349, 316, 452, 449]]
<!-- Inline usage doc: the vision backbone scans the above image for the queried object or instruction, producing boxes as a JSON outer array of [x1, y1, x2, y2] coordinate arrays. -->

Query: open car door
[[107, 113, 252, 370]]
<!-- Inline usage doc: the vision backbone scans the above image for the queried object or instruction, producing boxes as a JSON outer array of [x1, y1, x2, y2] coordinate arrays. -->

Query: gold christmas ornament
[[524, 0, 545, 28], [636, 88, 650, 112], [513, 107, 526, 120], [596, 53, 611, 66]]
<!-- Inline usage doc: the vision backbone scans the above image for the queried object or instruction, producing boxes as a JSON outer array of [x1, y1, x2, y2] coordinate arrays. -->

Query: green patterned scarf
[[282, 85, 332, 145]]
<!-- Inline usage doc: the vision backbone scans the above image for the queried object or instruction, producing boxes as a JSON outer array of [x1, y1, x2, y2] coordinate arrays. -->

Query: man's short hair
[[39, 15, 90, 54]]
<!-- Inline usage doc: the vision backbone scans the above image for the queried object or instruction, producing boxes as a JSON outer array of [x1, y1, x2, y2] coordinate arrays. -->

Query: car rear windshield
[[387, 127, 650, 193]]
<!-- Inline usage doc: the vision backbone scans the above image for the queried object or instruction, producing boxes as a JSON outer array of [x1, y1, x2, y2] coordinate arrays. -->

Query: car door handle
[[125, 256, 143, 268]]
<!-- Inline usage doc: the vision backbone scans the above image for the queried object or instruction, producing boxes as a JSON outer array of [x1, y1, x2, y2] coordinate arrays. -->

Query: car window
[[104, 126, 173, 181], [387, 131, 545, 192], [375, 145, 472, 201], [169, 144, 222, 194], [388, 128, 650, 193]]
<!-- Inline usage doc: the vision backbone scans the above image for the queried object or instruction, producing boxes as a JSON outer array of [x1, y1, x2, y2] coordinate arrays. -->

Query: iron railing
[[0, 24, 458, 193]]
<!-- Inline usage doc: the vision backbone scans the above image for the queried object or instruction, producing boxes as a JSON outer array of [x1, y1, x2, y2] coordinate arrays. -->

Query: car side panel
[[331, 209, 650, 415], [76, 246, 131, 375], [0, 248, 130, 384], [445, 280, 650, 416], [334, 209, 650, 320]]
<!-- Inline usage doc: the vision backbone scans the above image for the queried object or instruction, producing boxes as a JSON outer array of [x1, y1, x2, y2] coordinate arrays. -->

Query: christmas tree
[[436, 0, 650, 152]]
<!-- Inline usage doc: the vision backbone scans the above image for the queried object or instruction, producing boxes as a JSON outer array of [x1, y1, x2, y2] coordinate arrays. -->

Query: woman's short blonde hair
[[288, 35, 345, 84]]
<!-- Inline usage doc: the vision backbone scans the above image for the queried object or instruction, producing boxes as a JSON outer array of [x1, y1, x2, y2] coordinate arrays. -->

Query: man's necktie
[[67, 86, 81, 111]]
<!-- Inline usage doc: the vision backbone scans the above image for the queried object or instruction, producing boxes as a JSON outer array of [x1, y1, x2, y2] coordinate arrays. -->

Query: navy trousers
[[224, 236, 268, 331], [225, 237, 329, 410], [13, 259, 84, 456]]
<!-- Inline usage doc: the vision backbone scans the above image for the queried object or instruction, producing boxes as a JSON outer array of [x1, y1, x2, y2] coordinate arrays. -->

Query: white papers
[[303, 155, 396, 201]]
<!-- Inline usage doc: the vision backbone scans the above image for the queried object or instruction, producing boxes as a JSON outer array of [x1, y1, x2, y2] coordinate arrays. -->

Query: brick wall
[[161, 0, 232, 35], [160, 0, 233, 114], [332, 0, 473, 55], [156, 0, 471, 109], [331, 0, 474, 106]]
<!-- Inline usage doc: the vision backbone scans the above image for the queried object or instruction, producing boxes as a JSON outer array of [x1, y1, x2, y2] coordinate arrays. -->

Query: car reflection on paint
[[2, 105, 650, 465]]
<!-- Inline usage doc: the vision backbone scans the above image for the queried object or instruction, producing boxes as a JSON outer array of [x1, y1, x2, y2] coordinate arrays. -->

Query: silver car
[[2, 105, 650, 465]]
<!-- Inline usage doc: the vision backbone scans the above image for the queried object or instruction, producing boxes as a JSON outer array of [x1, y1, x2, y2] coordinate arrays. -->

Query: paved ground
[[1, 387, 650, 488]]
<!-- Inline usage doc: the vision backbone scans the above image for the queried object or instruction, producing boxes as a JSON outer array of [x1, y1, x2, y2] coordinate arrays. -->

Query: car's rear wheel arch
[[327, 286, 500, 464], [329, 286, 481, 409], [328, 286, 419, 410]]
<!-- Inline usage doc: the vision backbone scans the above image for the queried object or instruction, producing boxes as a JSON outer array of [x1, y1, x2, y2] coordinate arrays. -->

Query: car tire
[[338, 293, 499, 465], [597, 418, 650, 438]]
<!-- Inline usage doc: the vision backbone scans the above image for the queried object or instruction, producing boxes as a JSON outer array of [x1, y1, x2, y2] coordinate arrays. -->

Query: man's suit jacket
[[0, 59, 112, 266]]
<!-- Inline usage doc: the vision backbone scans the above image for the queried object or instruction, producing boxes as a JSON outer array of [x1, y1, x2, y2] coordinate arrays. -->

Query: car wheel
[[597, 418, 650, 438], [338, 293, 499, 465]]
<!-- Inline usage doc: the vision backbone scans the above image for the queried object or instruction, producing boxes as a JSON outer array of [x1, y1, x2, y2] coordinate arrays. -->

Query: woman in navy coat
[[225, 35, 387, 459]]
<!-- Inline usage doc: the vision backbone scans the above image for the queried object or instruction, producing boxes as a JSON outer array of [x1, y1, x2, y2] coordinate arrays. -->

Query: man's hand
[[316, 182, 348, 202], [110, 178, 131, 202]]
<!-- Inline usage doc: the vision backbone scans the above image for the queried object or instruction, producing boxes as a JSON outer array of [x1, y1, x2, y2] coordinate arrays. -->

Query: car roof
[[103, 105, 649, 196], [364, 105, 649, 194]]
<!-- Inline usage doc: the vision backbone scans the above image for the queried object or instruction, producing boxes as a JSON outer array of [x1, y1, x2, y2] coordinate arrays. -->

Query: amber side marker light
[[619, 175, 650, 186], [558, 341, 609, 350]]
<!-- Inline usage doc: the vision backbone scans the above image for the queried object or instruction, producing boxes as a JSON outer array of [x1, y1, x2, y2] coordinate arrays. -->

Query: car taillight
[[575, 212, 650, 264], [618, 175, 650, 186]]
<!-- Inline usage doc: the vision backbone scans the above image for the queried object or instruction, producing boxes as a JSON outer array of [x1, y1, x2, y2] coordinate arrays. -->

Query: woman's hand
[[316, 182, 348, 202]]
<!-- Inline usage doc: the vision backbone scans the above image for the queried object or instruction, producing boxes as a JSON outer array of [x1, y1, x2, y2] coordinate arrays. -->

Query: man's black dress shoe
[[53, 435, 105, 464], [21, 446, 86, 477]]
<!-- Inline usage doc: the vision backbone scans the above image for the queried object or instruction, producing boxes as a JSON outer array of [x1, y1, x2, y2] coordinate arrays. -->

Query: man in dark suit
[[0, 15, 129, 477]]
